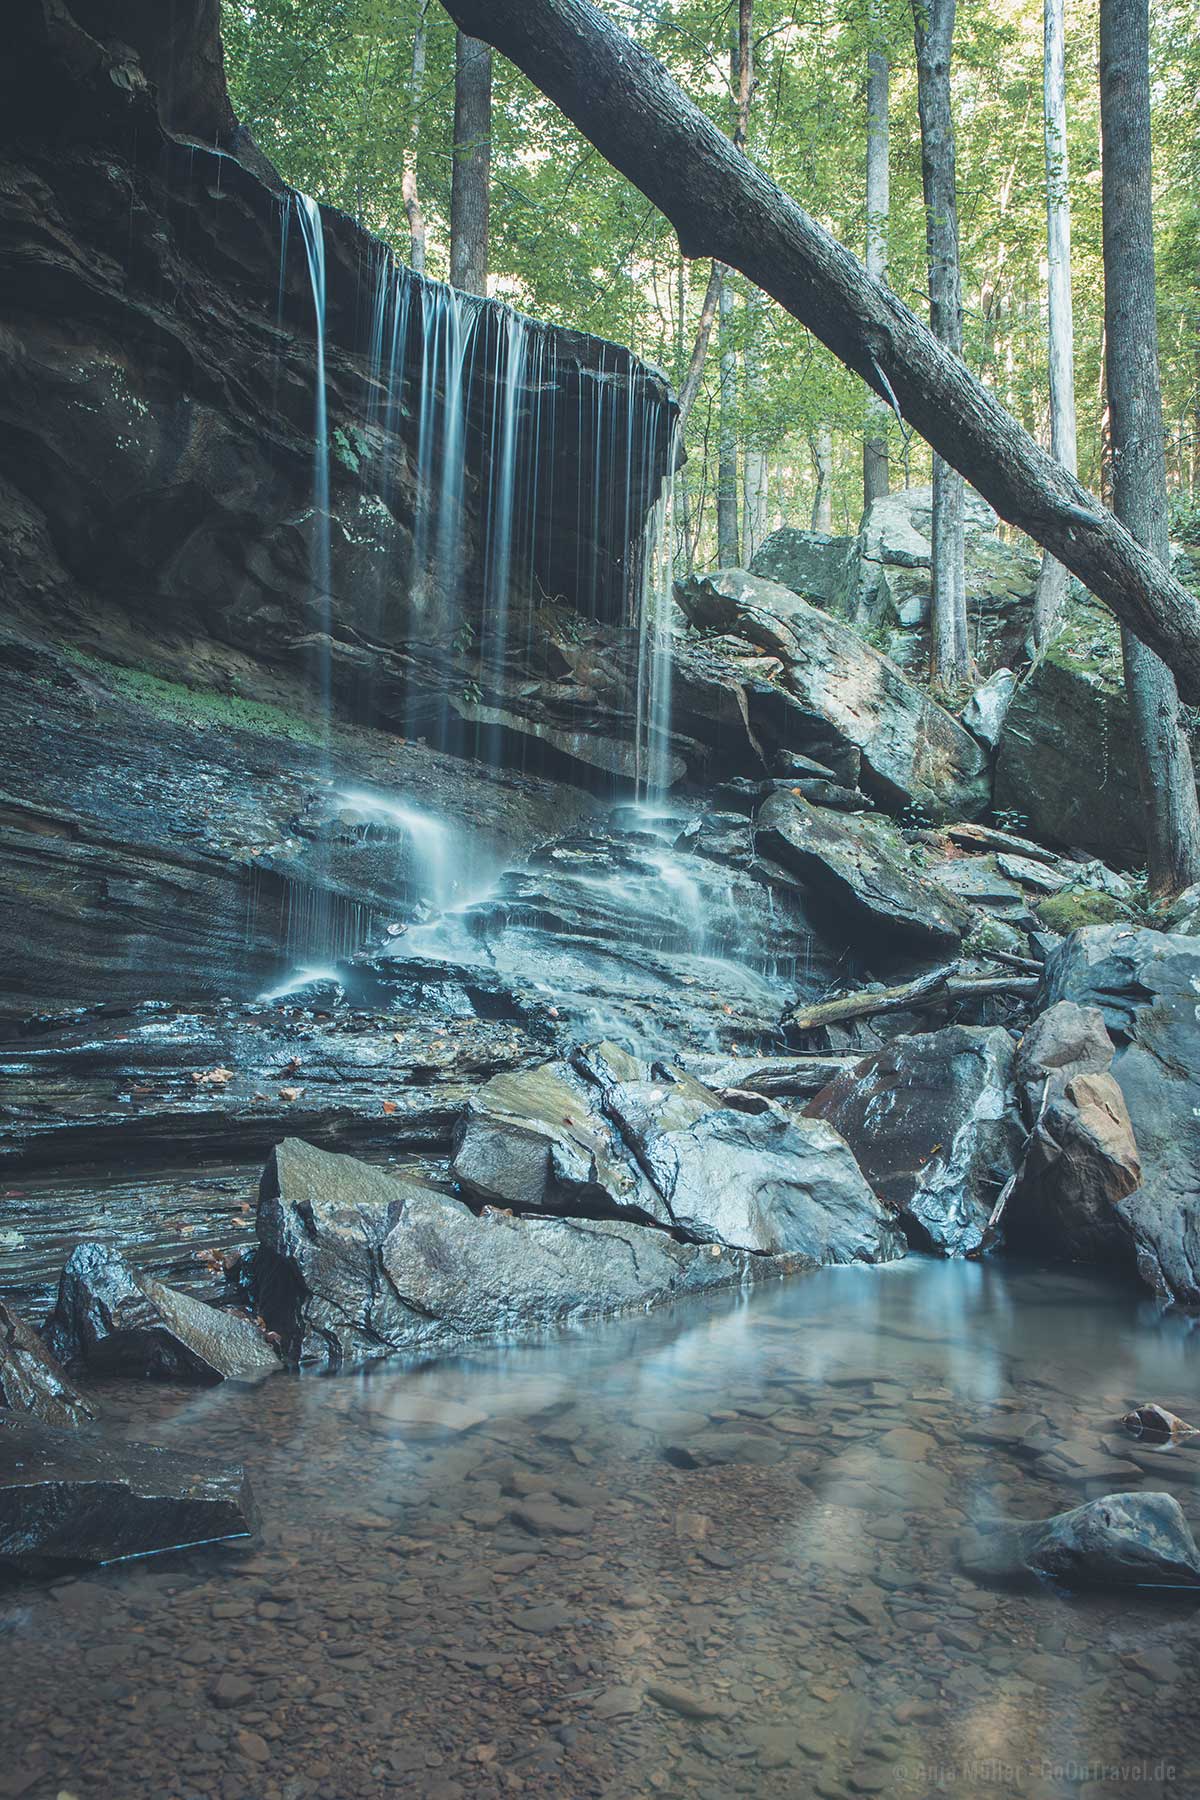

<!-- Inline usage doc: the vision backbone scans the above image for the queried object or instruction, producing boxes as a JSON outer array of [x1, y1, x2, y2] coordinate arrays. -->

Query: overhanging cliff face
[[0, 0, 677, 754]]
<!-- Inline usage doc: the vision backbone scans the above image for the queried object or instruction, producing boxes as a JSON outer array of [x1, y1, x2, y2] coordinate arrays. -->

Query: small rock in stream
[[0, 1298, 94, 1429], [960, 1491, 1200, 1591]]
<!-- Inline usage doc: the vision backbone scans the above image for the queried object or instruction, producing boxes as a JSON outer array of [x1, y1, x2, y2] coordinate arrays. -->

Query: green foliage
[[63, 651, 325, 744]]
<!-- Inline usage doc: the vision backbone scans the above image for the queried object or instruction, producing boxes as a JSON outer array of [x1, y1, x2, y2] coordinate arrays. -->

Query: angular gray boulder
[[0, 1299, 94, 1429], [756, 790, 970, 956], [600, 1068, 905, 1263], [675, 569, 990, 819], [451, 1060, 668, 1224], [960, 1492, 1200, 1591], [807, 1026, 1024, 1256], [1041, 927, 1200, 1302], [255, 1137, 811, 1367], [0, 1413, 258, 1578], [43, 1243, 280, 1384]]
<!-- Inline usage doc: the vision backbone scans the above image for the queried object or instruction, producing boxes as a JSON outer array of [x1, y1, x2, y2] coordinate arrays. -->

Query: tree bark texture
[[677, 260, 726, 426], [449, 30, 492, 295], [717, 276, 741, 563], [913, 0, 969, 690], [402, 0, 429, 275], [811, 425, 834, 532], [742, 286, 770, 559], [862, 22, 891, 510], [1100, 0, 1200, 894], [436, 0, 1200, 703], [1031, 0, 1078, 643]]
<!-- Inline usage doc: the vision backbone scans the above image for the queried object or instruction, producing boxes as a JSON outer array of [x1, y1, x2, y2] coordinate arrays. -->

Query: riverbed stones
[[756, 791, 970, 956], [0, 1299, 94, 1428], [0, 1412, 258, 1577], [42, 1243, 280, 1384], [960, 1491, 1200, 1591], [807, 1026, 1023, 1256], [1041, 927, 1200, 1301]]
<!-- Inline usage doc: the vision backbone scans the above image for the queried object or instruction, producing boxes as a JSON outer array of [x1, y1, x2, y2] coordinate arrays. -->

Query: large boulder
[[749, 528, 856, 614], [0, 1299, 94, 1429], [1042, 927, 1200, 1302], [960, 1491, 1200, 1591], [0, 1413, 258, 1578], [756, 790, 970, 956], [1003, 1002, 1140, 1263], [255, 1137, 809, 1367], [451, 1061, 667, 1224], [43, 1243, 280, 1384], [995, 596, 1199, 865], [675, 569, 990, 820], [598, 1068, 905, 1263], [806, 1026, 1024, 1256]]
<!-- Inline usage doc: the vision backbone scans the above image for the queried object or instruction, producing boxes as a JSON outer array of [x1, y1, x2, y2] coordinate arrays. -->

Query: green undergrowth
[[62, 649, 325, 745], [1036, 887, 1132, 933]]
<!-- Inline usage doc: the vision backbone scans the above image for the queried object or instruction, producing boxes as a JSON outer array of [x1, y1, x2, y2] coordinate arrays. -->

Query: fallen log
[[441, 0, 1200, 702], [786, 964, 1039, 1033]]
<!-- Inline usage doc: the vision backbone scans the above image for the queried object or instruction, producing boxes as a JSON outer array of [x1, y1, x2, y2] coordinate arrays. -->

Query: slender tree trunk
[[913, 0, 969, 692], [677, 260, 726, 426], [742, 289, 769, 559], [402, 0, 430, 274], [717, 276, 740, 563], [449, 31, 492, 295], [439, 0, 1200, 701], [862, 12, 891, 511], [1032, 0, 1079, 644], [811, 426, 834, 531], [1100, 0, 1200, 894]]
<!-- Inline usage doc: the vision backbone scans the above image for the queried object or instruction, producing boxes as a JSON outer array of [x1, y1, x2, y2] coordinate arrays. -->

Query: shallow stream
[[4, 1260, 1199, 1800]]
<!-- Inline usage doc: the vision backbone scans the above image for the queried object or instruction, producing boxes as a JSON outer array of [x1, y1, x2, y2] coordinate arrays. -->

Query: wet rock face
[[0, 1299, 94, 1430], [1042, 927, 1200, 1303], [807, 1026, 1024, 1256], [255, 1136, 809, 1367], [755, 791, 970, 956], [676, 569, 990, 820], [43, 1243, 280, 1384], [0, 1413, 258, 1578], [961, 1492, 1200, 1591]]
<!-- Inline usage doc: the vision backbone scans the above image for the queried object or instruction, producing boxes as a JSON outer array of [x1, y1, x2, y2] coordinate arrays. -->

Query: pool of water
[[4, 1258, 1200, 1799]]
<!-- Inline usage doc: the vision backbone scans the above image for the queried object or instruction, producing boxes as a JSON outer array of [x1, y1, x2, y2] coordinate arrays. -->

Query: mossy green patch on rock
[[62, 651, 325, 745], [1036, 887, 1131, 934]]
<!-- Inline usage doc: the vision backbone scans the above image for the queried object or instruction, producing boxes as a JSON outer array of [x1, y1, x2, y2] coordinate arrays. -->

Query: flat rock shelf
[[3, 1259, 1200, 1800]]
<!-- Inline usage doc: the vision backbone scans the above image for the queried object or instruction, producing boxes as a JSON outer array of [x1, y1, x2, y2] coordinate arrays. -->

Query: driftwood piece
[[786, 963, 1039, 1033]]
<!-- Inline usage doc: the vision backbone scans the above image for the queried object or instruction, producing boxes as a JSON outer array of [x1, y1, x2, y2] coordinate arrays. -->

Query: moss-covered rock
[[1036, 887, 1132, 934]]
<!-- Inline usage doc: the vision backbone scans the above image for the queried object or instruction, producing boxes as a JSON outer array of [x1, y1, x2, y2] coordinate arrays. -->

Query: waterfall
[[294, 193, 333, 727], [636, 412, 680, 800]]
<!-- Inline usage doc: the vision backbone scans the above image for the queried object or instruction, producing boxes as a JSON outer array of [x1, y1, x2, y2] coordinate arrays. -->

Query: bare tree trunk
[[449, 31, 492, 295], [862, 12, 891, 511], [1100, 0, 1200, 894], [742, 286, 769, 558], [439, 0, 1200, 701], [1031, 0, 1079, 644], [717, 276, 741, 563], [402, 0, 430, 274], [677, 260, 726, 426], [811, 425, 834, 531], [913, 0, 969, 693]]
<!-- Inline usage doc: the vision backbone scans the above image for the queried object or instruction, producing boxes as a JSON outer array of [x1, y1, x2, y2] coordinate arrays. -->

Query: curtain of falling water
[[635, 408, 680, 800], [294, 195, 332, 729]]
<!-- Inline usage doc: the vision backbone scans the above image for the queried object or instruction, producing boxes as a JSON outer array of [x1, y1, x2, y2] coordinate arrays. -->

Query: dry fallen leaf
[[381, 1101, 398, 1116], [192, 1067, 233, 1088], [278, 1086, 303, 1102]]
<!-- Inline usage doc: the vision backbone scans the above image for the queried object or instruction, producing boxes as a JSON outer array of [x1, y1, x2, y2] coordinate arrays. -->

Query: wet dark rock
[[807, 1027, 1023, 1256], [0, 1299, 94, 1429], [960, 1491, 1200, 1591], [662, 1432, 787, 1469], [757, 792, 969, 956], [1042, 927, 1200, 1302], [256, 1137, 810, 1368], [601, 1068, 905, 1262], [676, 568, 990, 819], [43, 1243, 280, 1383], [961, 669, 1018, 750], [0, 1412, 258, 1578]]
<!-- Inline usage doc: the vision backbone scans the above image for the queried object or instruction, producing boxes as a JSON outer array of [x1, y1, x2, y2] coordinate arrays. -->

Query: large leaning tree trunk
[[1031, 0, 1079, 645], [862, 1, 891, 511], [1100, 0, 1200, 895], [449, 30, 492, 295], [437, 0, 1200, 702], [913, 0, 969, 693]]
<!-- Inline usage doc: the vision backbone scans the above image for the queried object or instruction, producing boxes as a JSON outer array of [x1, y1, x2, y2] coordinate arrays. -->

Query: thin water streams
[[4, 1262, 1199, 1799]]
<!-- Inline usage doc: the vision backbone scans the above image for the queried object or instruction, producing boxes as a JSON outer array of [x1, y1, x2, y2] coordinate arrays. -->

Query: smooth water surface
[[4, 1260, 1200, 1800]]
